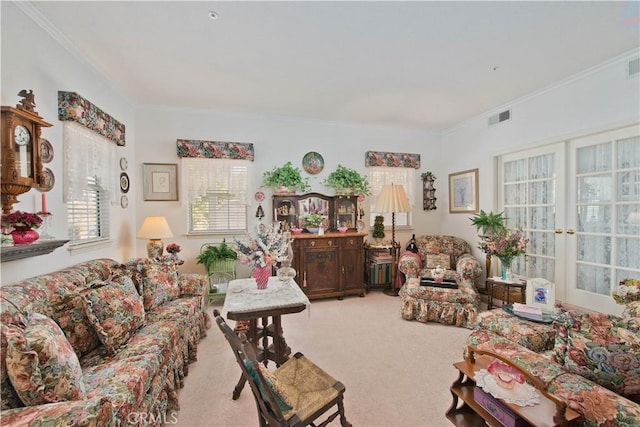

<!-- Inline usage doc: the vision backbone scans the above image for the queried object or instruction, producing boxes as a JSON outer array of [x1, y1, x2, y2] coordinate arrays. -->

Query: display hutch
[[273, 193, 365, 300]]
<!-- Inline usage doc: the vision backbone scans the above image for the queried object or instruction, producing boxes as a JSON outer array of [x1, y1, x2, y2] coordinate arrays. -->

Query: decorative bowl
[[291, 227, 303, 235], [337, 226, 348, 233]]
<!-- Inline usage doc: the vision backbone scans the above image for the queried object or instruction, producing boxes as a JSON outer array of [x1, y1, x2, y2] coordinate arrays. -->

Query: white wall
[[1, 2, 136, 284], [440, 51, 640, 267], [134, 107, 440, 275]]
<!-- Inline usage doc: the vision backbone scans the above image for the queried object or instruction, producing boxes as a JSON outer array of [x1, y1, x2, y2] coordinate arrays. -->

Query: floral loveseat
[[397, 235, 482, 328], [466, 308, 640, 426], [0, 257, 210, 426]]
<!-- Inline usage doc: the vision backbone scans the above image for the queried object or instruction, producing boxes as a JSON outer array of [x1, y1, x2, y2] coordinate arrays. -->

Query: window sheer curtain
[[63, 121, 116, 203], [368, 167, 415, 226]]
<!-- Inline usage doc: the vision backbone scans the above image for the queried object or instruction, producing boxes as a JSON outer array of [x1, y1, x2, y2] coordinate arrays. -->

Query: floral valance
[[365, 151, 420, 168], [58, 91, 126, 146], [176, 139, 254, 161]]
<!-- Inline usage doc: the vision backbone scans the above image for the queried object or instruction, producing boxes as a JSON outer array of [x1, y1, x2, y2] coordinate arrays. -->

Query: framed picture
[[526, 278, 556, 313], [143, 163, 178, 201], [448, 168, 479, 213]]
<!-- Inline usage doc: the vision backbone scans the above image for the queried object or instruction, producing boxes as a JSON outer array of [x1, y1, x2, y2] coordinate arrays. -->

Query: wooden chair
[[213, 309, 351, 427]]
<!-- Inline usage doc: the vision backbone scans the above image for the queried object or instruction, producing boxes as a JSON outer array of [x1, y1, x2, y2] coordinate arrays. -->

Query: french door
[[498, 125, 640, 314]]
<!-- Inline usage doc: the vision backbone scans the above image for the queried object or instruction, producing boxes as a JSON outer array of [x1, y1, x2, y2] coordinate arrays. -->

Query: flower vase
[[253, 265, 272, 289], [11, 228, 39, 245], [500, 258, 513, 281]]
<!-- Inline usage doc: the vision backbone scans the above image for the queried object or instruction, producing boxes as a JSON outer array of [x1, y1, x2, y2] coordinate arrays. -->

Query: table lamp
[[374, 184, 411, 296], [137, 216, 173, 258]]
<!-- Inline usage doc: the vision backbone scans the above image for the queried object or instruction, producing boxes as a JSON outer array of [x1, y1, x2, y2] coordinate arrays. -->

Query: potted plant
[[262, 161, 311, 194], [469, 210, 507, 238], [301, 212, 326, 232], [323, 164, 371, 196], [196, 239, 238, 277], [421, 171, 436, 181], [372, 215, 385, 244]]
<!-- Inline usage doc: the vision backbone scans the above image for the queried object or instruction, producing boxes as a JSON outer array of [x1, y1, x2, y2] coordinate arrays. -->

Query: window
[[183, 158, 250, 233], [368, 166, 415, 227], [64, 122, 115, 245]]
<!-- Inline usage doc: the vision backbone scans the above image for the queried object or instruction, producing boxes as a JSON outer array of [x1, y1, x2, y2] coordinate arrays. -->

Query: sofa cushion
[[80, 276, 145, 355], [474, 309, 557, 353], [5, 313, 86, 406], [554, 311, 640, 402], [425, 253, 451, 270], [126, 259, 180, 311]]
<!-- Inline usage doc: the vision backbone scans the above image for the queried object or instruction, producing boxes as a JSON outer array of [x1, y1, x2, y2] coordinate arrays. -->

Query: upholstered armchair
[[397, 235, 483, 328], [398, 235, 482, 283]]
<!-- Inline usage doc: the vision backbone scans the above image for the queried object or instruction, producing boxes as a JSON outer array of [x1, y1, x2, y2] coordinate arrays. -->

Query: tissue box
[[473, 386, 528, 427]]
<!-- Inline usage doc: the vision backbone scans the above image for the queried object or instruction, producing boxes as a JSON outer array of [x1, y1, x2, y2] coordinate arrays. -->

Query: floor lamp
[[374, 184, 411, 296]]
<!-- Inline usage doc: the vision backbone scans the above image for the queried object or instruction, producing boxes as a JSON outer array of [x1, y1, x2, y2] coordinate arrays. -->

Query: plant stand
[[207, 259, 237, 304]]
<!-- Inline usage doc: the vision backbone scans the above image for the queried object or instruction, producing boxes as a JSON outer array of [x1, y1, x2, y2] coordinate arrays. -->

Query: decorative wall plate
[[120, 172, 130, 193], [302, 151, 324, 175], [121, 195, 129, 208], [119, 157, 128, 171], [254, 191, 265, 202], [38, 168, 55, 192], [40, 138, 54, 163]]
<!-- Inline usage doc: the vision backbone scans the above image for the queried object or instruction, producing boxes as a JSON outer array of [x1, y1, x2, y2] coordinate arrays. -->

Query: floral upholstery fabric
[[553, 311, 640, 403], [0, 258, 210, 426], [79, 276, 145, 355], [125, 257, 180, 311], [473, 308, 557, 353], [398, 236, 482, 328], [468, 311, 640, 426], [5, 313, 86, 406], [623, 301, 640, 319]]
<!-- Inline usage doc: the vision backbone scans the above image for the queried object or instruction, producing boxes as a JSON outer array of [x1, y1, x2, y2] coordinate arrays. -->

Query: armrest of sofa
[[456, 253, 482, 281], [398, 251, 422, 279], [178, 273, 207, 297], [1, 397, 114, 426]]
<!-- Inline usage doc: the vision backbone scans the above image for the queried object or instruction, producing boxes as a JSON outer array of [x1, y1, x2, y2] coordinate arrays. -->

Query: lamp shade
[[137, 216, 173, 239], [374, 184, 411, 213]]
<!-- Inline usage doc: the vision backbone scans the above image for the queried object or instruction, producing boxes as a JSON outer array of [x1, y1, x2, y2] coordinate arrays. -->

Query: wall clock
[[120, 172, 130, 193], [1, 90, 52, 213]]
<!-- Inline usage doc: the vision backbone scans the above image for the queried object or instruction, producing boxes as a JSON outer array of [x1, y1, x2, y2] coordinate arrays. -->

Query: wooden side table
[[486, 277, 526, 309]]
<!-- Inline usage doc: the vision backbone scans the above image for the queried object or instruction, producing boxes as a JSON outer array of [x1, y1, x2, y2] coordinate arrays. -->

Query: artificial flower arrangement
[[612, 278, 640, 304], [1, 210, 43, 229], [166, 243, 181, 254], [479, 228, 529, 263], [233, 222, 291, 268]]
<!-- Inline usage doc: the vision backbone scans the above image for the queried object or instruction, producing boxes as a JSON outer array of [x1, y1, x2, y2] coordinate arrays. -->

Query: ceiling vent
[[488, 109, 511, 126], [628, 57, 639, 78]]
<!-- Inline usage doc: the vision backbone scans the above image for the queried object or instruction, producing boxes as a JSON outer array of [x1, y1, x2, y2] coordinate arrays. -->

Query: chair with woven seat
[[213, 310, 351, 427]]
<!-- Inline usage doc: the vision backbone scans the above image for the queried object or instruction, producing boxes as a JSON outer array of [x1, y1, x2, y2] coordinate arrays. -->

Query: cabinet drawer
[[302, 238, 337, 248], [341, 237, 362, 248]]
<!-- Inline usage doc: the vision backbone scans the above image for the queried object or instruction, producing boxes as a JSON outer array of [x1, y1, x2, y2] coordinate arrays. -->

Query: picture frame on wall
[[448, 168, 479, 213], [526, 278, 556, 313], [143, 163, 178, 201]]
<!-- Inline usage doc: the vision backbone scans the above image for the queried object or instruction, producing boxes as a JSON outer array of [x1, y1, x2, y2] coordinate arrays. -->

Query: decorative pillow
[[623, 301, 640, 319], [5, 313, 86, 406], [554, 311, 640, 402], [425, 253, 451, 270], [80, 276, 145, 355], [244, 359, 292, 411], [125, 259, 180, 311]]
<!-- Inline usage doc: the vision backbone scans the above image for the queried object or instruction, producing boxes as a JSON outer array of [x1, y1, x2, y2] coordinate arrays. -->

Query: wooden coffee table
[[447, 347, 581, 427], [486, 276, 527, 309]]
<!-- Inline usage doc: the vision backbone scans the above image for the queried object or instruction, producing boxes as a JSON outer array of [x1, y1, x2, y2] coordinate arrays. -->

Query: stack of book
[[370, 252, 392, 263], [512, 303, 543, 322], [369, 262, 392, 285]]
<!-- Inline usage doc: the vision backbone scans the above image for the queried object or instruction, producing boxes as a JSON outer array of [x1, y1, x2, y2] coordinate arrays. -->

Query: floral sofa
[[466, 308, 640, 426], [0, 257, 210, 426], [397, 235, 482, 328]]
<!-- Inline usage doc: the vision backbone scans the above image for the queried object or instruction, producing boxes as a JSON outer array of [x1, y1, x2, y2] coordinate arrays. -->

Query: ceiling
[[22, 1, 640, 131]]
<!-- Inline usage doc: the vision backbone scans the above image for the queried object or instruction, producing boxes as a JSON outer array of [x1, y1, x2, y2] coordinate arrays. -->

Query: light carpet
[[171, 290, 472, 427]]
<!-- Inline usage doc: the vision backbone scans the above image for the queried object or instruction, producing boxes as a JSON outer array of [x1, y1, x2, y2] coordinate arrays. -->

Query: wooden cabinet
[[291, 232, 365, 300], [273, 193, 359, 232]]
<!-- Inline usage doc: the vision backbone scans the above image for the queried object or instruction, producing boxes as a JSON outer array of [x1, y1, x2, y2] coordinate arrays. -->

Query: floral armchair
[[398, 235, 482, 283]]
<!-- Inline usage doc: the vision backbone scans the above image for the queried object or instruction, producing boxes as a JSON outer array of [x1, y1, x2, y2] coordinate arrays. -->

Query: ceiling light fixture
[[208, 11, 218, 20]]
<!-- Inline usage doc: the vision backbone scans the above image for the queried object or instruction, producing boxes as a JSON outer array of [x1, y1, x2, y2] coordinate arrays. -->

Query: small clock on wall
[[1, 90, 53, 213]]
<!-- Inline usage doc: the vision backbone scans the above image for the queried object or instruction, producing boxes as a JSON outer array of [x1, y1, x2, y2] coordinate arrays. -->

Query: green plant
[[302, 213, 325, 227], [196, 239, 238, 275], [372, 215, 385, 239], [470, 210, 507, 238], [421, 171, 436, 181], [323, 164, 371, 196], [262, 161, 311, 193]]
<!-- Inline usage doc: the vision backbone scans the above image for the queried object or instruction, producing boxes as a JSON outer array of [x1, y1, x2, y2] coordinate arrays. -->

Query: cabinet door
[[273, 196, 298, 230], [334, 195, 358, 230], [341, 236, 364, 294], [297, 238, 341, 298]]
